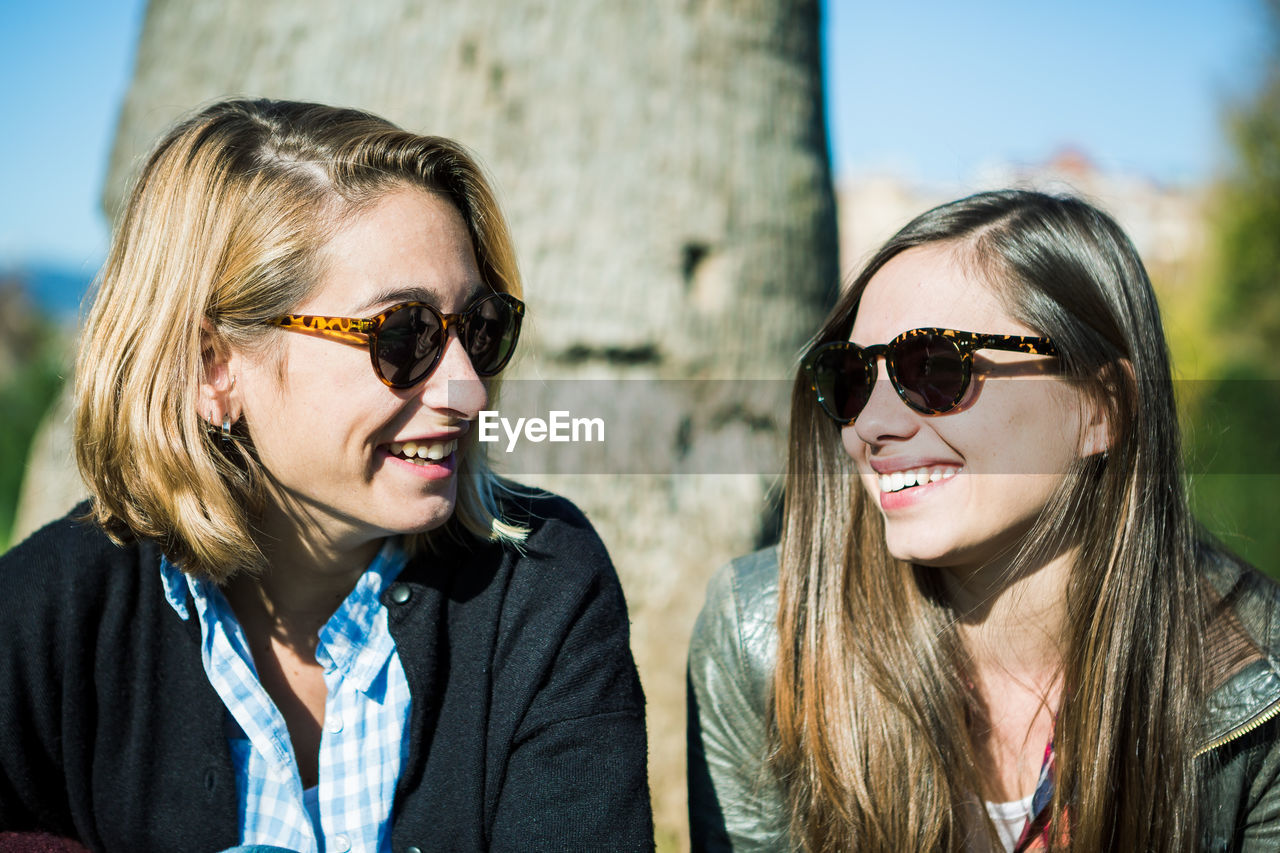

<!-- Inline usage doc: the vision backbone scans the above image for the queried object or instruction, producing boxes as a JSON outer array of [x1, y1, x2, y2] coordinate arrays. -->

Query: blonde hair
[[76, 98, 528, 582]]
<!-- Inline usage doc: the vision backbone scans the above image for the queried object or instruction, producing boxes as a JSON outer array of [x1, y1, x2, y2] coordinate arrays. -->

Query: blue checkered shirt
[[160, 540, 412, 853]]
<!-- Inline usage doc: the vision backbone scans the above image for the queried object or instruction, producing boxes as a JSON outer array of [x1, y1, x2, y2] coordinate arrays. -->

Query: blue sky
[[1, 0, 147, 273], [827, 0, 1266, 185], [0, 0, 1269, 272]]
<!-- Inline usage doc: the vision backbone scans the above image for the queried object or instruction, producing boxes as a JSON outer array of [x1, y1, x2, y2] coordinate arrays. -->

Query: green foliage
[[1184, 371, 1280, 573], [1210, 102, 1280, 369], [1185, 0, 1280, 577], [0, 306, 67, 552]]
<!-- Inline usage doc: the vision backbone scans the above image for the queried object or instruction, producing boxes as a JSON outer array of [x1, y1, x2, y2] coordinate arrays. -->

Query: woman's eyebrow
[[355, 286, 439, 313], [354, 283, 488, 314]]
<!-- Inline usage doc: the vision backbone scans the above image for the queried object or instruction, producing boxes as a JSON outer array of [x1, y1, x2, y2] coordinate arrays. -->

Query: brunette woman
[[688, 190, 1280, 851]]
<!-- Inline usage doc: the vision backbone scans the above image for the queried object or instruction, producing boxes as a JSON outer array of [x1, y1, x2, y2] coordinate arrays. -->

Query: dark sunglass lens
[[813, 347, 872, 423], [377, 305, 444, 387], [462, 296, 520, 376], [893, 333, 966, 412]]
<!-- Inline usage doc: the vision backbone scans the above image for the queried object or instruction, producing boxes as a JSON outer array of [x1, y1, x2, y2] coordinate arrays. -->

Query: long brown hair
[[774, 190, 1204, 851], [76, 98, 528, 581]]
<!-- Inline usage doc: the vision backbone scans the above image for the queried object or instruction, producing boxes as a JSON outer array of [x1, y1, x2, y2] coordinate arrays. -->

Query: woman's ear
[[1080, 359, 1133, 458], [198, 319, 242, 426], [1080, 401, 1112, 458]]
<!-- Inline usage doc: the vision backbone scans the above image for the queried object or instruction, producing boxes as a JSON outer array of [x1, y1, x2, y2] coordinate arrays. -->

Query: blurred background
[[3, 0, 1278, 848]]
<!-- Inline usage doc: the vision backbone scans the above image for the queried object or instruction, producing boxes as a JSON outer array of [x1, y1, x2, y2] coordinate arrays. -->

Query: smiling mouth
[[389, 439, 458, 465], [878, 466, 960, 494]]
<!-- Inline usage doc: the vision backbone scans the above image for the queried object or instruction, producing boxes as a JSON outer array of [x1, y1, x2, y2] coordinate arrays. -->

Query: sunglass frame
[[266, 291, 525, 388], [803, 327, 1058, 425]]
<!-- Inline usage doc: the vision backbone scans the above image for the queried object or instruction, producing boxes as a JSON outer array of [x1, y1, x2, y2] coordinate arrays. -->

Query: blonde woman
[[0, 99, 652, 852], [688, 191, 1280, 851]]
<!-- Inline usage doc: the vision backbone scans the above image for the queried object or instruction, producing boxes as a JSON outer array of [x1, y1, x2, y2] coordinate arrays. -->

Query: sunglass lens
[[812, 346, 873, 424], [462, 296, 521, 376], [893, 333, 966, 413], [376, 304, 444, 387]]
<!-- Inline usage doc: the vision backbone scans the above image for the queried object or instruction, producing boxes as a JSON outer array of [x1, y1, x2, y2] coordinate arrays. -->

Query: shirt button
[[388, 583, 412, 604], [333, 834, 351, 852], [406, 847, 422, 853], [325, 713, 344, 734]]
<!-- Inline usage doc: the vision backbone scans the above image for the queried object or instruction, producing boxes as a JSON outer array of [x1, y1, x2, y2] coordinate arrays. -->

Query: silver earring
[[222, 413, 232, 443]]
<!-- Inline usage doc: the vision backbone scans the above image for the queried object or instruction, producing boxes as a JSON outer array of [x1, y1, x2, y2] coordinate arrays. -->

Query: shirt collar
[[159, 554, 195, 621], [315, 538, 408, 695], [159, 538, 410, 697]]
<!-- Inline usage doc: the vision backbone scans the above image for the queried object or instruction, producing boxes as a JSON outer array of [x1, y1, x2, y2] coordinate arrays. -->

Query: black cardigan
[[0, 495, 653, 852]]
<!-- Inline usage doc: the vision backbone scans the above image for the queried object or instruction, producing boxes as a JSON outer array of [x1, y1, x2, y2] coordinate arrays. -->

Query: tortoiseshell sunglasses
[[802, 327, 1059, 425], [267, 292, 525, 388]]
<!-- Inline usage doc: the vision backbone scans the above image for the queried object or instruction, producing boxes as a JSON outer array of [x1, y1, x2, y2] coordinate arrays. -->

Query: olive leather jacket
[[687, 547, 1280, 851]]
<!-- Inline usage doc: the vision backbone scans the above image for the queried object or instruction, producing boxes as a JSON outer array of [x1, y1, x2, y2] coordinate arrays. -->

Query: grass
[[0, 322, 67, 552]]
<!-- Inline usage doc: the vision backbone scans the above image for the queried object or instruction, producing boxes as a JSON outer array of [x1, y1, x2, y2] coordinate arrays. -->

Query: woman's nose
[[847, 358, 919, 450], [422, 332, 488, 419]]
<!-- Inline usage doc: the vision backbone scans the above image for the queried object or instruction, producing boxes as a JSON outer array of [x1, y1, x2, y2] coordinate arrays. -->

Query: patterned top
[[1012, 738, 1057, 852], [160, 540, 411, 853]]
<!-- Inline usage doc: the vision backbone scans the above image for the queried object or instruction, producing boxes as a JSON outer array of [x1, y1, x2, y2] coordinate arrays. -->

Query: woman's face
[[844, 243, 1093, 574], [234, 186, 489, 552]]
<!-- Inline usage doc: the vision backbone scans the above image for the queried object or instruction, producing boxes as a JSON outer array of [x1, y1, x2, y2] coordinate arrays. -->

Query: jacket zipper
[[1196, 694, 1280, 758]]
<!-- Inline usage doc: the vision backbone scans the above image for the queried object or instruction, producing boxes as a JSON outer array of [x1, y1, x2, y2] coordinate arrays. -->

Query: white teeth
[[423, 440, 456, 461], [878, 466, 958, 493], [390, 438, 458, 464]]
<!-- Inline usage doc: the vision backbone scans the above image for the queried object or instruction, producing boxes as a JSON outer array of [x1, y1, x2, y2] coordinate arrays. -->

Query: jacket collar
[[1199, 553, 1280, 752]]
